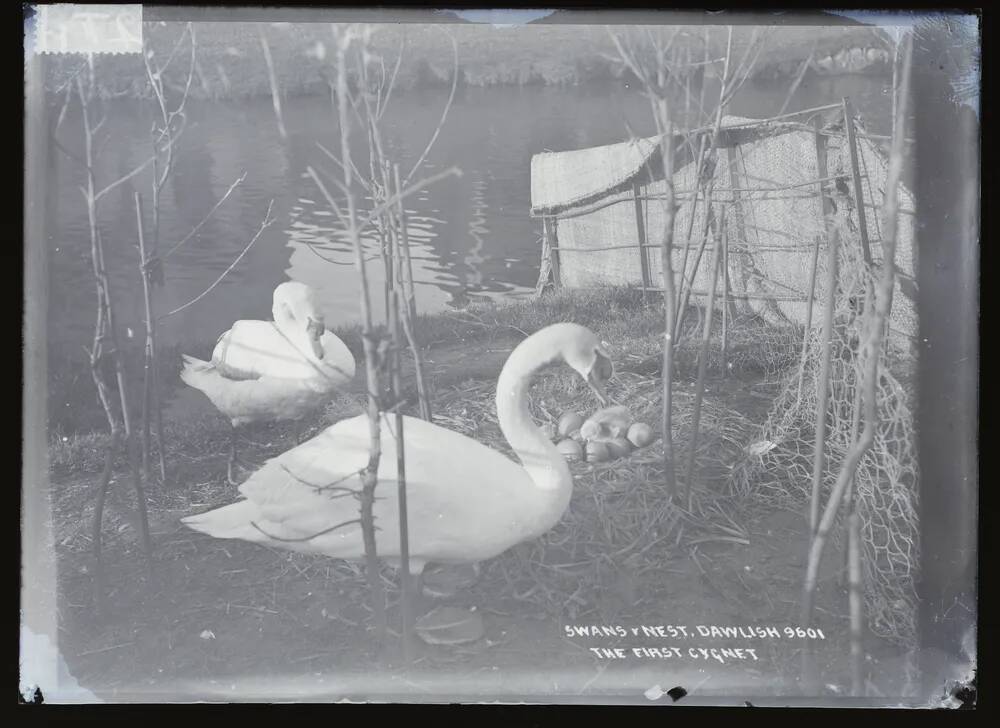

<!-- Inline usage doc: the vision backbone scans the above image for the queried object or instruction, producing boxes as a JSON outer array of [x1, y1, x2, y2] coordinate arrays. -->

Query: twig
[[279, 463, 362, 496], [159, 200, 275, 319], [807, 226, 840, 535], [777, 51, 815, 117], [258, 26, 288, 141], [250, 518, 363, 543], [76, 642, 134, 658], [683, 209, 725, 509], [161, 172, 247, 261], [362, 166, 462, 229], [93, 154, 156, 202], [403, 30, 459, 187]]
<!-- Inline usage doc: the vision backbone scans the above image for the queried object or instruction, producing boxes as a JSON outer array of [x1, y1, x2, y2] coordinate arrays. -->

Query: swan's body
[[182, 322, 614, 575], [180, 282, 356, 482], [181, 322, 355, 426]]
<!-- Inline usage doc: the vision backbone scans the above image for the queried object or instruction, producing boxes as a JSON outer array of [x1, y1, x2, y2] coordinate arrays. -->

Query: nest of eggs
[[435, 369, 756, 621]]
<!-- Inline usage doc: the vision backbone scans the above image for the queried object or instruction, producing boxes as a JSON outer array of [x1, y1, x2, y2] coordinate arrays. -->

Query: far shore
[[42, 21, 892, 102]]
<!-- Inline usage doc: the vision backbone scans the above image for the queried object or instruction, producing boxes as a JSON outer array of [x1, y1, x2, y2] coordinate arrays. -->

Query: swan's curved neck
[[496, 334, 573, 510], [273, 305, 319, 362]]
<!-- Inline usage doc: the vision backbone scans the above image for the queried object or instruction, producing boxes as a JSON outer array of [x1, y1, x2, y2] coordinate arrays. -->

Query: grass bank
[[50, 282, 896, 695], [48, 287, 800, 477]]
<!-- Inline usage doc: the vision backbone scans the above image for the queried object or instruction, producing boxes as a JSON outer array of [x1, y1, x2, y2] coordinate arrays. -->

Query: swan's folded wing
[[236, 413, 527, 543], [212, 327, 264, 381], [213, 322, 313, 380], [236, 424, 372, 539]]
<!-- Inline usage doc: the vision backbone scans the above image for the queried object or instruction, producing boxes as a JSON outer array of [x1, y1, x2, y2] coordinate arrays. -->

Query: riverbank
[[42, 21, 892, 101], [48, 287, 799, 475], [47, 284, 913, 699]]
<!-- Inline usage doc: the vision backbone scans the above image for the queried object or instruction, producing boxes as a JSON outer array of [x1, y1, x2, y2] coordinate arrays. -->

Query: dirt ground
[[49, 338, 913, 703]]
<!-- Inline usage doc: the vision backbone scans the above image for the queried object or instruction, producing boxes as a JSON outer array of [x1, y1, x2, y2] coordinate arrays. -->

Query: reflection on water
[[48, 75, 890, 353]]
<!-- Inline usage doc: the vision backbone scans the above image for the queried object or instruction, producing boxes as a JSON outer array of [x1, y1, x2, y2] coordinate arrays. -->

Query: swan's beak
[[587, 371, 610, 407], [307, 318, 325, 359]]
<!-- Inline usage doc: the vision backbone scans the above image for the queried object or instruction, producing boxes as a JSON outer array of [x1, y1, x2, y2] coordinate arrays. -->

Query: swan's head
[[547, 323, 614, 407], [273, 281, 326, 359]]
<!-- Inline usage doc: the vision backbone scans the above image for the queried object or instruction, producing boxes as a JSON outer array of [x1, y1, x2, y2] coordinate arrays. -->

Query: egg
[[605, 437, 633, 459], [556, 439, 584, 461], [627, 422, 654, 448], [558, 412, 585, 437], [539, 422, 558, 441], [586, 440, 612, 463]]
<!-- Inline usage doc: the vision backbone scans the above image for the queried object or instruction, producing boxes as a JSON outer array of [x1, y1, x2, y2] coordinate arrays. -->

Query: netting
[[534, 112, 921, 646], [729, 222, 920, 646]]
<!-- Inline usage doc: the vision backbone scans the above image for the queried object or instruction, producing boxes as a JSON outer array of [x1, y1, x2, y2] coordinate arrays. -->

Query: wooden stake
[[135, 193, 154, 483], [632, 180, 651, 293], [546, 217, 561, 287], [842, 97, 873, 266], [683, 208, 724, 509], [808, 226, 840, 537], [392, 163, 431, 421], [721, 213, 729, 373], [388, 286, 413, 661]]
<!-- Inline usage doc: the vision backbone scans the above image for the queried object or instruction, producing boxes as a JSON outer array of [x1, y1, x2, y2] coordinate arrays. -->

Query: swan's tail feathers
[[179, 354, 215, 389], [181, 500, 266, 542]]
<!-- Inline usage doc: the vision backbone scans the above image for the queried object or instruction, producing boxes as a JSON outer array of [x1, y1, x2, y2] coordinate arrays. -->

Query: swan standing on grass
[[180, 281, 356, 484], [182, 322, 614, 601]]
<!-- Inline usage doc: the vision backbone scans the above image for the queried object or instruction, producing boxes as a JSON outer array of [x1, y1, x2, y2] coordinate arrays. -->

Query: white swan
[[182, 323, 614, 590], [180, 281, 356, 484]]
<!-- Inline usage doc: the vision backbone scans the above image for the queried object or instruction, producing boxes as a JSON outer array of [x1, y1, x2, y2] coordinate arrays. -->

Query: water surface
[[48, 75, 891, 353]]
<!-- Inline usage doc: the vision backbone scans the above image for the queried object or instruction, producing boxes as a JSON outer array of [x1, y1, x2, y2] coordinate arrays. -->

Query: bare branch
[[300, 240, 343, 266], [402, 29, 459, 187], [161, 172, 247, 260], [159, 200, 275, 319], [777, 51, 815, 117], [171, 24, 197, 128], [279, 463, 362, 496], [93, 154, 156, 202], [250, 518, 364, 543], [364, 166, 462, 229], [378, 31, 406, 121], [51, 135, 86, 166], [54, 80, 75, 132], [317, 141, 371, 195], [158, 21, 193, 76]]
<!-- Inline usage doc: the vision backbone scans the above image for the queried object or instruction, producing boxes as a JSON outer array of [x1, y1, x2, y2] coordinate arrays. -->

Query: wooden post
[[794, 235, 824, 407], [814, 117, 834, 231], [842, 97, 873, 266], [536, 224, 552, 297], [546, 217, 561, 288], [725, 145, 747, 256], [808, 226, 841, 537], [136, 193, 153, 483], [683, 207, 725, 509], [721, 215, 730, 373], [632, 180, 652, 292]]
